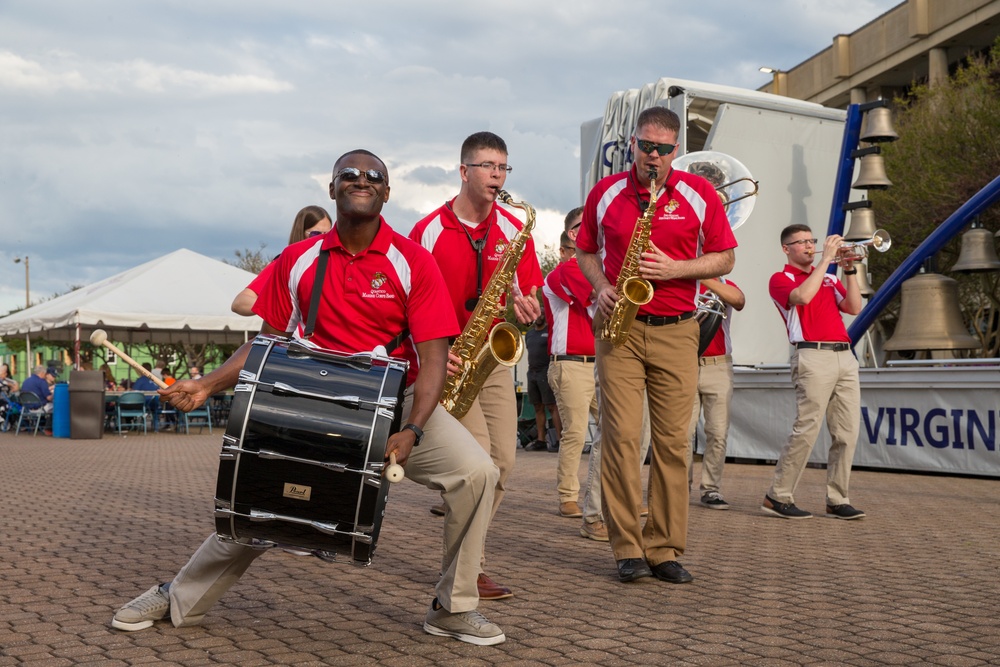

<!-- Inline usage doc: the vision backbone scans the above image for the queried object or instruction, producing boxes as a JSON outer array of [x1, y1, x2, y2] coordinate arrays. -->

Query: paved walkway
[[1, 431, 998, 666]]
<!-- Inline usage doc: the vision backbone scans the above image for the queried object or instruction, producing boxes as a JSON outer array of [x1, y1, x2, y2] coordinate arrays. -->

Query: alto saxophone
[[599, 169, 659, 347], [440, 190, 535, 419]]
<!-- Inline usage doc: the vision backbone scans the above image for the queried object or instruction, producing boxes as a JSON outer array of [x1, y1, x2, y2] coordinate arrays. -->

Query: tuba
[[599, 168, 659, 347], [674, 151, 758, 351], [440, 191, 533, 419]]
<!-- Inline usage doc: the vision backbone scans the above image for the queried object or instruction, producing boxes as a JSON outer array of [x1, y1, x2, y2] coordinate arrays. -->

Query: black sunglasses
[[335, 167, 386, 184], [635, 139, 677, 157]]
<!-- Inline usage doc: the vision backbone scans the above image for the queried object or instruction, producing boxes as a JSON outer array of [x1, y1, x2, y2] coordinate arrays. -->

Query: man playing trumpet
[[762, 225, 866, 520]]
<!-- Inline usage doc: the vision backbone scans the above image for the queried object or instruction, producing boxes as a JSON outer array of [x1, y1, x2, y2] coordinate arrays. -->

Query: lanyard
[[447, 200, 496, 310]]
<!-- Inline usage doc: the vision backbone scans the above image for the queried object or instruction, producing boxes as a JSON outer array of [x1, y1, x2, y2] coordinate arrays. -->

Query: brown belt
[[699, 354, 732, 366]]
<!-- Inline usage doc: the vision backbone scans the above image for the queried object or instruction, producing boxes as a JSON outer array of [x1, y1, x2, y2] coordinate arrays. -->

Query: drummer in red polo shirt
[[111, 150, 506, 646], [576, 107, 737, 585], [762, 224, 865, 521]]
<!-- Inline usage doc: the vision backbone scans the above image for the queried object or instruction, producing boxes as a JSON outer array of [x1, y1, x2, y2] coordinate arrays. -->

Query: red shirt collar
[[323, 218, 393, 256]]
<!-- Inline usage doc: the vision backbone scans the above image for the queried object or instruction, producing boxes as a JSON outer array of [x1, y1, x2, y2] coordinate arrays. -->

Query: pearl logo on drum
[[283, 483, 312, 501]]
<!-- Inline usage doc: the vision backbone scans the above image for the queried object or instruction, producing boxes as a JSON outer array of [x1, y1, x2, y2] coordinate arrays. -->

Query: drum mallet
[[385, 452, 405, 483], [89, 329, 168, 390]]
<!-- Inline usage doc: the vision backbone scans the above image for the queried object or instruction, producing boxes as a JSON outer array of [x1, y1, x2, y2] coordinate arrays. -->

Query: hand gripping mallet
[[89, 329, 168, 390], [385, 452, 405, 483]]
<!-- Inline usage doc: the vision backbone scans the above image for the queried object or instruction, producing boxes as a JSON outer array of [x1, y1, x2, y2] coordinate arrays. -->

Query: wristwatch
[[400, 423, 424, 445]]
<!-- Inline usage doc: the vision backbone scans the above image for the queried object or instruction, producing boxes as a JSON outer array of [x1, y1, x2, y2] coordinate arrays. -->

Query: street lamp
[[13, 256, 30, 308], [13, 256, 31, 373], [758, 66, 787, 96]]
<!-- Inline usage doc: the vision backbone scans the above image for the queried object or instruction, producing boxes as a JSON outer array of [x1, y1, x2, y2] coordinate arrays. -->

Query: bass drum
[[214, 335, 407, 566]]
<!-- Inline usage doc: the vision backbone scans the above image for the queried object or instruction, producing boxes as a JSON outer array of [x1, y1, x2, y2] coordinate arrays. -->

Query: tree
[[227, 244, 271, 275], [868, 37, 1000, 356]]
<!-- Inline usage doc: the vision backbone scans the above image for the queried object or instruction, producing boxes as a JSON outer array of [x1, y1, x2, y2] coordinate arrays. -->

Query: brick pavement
[[1, 431, 999, 666]]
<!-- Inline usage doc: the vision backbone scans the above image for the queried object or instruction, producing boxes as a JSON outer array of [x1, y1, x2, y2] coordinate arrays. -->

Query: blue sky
[[0, 0, 900, 315]]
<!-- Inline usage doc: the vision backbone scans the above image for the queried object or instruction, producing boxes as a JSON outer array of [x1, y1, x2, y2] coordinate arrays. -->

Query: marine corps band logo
[[664, 199, 679, 214], [494, 239, 507, 255], [370, 272, 387, 289]]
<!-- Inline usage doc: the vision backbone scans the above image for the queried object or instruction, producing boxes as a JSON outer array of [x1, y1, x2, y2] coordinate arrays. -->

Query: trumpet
[[837, 229, 891, 264]]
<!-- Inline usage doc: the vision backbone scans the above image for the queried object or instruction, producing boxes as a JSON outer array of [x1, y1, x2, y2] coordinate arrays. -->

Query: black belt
[[550, 354, 596, 363], [635, 311, 695, 326], [796, 342, 850, 351]]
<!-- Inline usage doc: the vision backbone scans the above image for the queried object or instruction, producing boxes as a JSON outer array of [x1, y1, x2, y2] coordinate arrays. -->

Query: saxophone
[[440, 190, 535, 419], [599, 168, 659, 347]]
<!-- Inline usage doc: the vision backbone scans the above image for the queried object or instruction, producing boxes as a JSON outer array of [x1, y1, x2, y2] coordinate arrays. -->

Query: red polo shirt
[[253, 219, 459, 386], [769, 264, 849, 344], [576, 164, 736, 317], [409, 199, 544, 329], [246, 259, 276, 294], [542, 258, 597, 356]]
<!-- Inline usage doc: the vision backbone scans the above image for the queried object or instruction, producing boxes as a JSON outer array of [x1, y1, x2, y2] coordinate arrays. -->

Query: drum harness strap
[[302, 247, 409, 353]]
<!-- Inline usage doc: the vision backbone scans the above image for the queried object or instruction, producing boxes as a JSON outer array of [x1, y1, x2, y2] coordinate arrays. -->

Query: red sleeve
[[769, 272, 795, 310], [516, 236, 544, 293], [402, 247, 461, 344], [246, 260, 277, 294], [561, 261, 594, 306], [575, 185, 601, 254]]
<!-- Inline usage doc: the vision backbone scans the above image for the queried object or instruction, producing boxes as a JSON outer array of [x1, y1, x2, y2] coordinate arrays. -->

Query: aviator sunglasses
[[635, 138, 677, 156], [335, 167, 386, 184]]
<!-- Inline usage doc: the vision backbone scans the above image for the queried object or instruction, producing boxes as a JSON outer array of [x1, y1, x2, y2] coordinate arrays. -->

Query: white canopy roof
[[0, 248, 263, 345]]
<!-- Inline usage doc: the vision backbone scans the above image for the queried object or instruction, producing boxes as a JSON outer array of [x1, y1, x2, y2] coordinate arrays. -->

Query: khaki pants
[[687, 357, 734, 494], [548, 360, 598, 503], [166, 396, 497, 625], [581, 377, 650, 524], [458, 363, 518, 518], [768, 348, 860, 506], [597, 317, 698, 564]]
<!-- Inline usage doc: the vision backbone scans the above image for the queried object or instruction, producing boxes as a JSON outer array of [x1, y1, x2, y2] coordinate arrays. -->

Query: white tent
[[0, 248, 263, 347]]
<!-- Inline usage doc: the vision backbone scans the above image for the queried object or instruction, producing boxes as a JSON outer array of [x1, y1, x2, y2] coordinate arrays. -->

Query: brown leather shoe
[[579, 520, 609, 542], [559, 501, 583, 518], [429, 503, 446, 517], [477, 573, 513, 600]]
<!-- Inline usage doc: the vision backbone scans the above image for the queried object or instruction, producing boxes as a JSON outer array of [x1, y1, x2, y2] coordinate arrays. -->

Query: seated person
[[132, 363, 162, 432], [20, 366, 55, 433]]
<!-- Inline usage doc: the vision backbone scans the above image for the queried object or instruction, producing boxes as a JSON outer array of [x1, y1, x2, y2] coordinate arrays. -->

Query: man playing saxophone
[[410, 131, 543, 600], [576, 107, 737, 585]]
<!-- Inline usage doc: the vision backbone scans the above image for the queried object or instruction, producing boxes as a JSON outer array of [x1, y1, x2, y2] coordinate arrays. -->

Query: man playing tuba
[[576, 107, 736, 585]]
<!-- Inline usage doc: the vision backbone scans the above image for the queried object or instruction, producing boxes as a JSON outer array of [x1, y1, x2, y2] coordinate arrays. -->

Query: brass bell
[[852, 152, 893, 189], [844, 207, 878, 241], [851, 263, 875, 297], [884, 273, 980, 351], [860, 106, 899, 143], [950, 226, 1000, 272]]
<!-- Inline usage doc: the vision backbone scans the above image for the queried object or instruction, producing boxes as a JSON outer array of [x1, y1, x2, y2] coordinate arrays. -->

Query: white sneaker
[[111, 584, 170, 631], [423, 598, 505, 645]]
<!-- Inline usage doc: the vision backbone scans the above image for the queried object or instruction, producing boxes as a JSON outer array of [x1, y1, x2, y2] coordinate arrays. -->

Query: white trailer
[[579, 78, 1000, 478]]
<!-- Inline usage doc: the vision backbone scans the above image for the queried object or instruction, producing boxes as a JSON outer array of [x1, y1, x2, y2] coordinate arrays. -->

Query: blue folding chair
[[13, 391, 46, 436], [115, 391, 148, 435]]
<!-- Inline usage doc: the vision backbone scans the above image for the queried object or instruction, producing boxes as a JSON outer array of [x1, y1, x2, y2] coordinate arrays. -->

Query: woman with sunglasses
[[231, 205, 332, 316]]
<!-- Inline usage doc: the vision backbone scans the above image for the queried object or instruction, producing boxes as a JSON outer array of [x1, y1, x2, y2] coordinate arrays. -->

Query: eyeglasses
[[635, 139, 677, 156], [784, 238, 819, 247], [465, 162, 513, 174], [334, 167, 386, 184], [307, 230, 325, 238]]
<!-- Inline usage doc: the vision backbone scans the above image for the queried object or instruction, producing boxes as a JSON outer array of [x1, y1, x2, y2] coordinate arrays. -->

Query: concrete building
[[759, 0, 1000, 106]]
